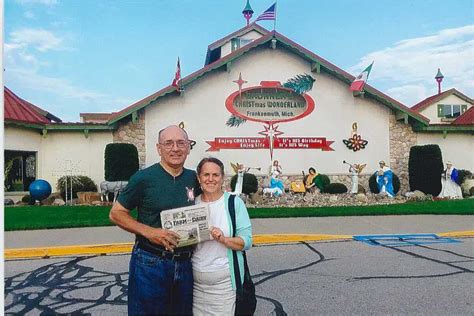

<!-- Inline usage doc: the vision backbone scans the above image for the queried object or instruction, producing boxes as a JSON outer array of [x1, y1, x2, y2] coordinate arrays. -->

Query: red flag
[[172, 57, 181, 90]]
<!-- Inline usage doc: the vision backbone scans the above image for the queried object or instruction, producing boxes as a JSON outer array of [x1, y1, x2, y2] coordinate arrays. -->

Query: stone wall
[[113, 110, 146, 169], [389, 114, 417, 193]]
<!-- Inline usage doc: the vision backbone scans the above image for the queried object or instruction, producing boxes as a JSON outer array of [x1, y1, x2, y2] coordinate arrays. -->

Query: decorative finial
[[435, 68, 444, 94], [242, 0, 254, 26]]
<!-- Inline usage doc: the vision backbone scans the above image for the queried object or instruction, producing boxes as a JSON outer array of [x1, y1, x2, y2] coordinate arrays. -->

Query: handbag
[[228, 194, 257, 316]]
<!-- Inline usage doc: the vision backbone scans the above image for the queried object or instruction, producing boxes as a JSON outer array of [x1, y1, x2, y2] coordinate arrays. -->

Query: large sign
[[225, 81, 315, 124], [206, 76, 334, 158], [206, 137, 334, 151]]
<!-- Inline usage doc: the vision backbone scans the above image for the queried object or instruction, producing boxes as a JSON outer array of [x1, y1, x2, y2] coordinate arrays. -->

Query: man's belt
[[136, 241, 193, 261]]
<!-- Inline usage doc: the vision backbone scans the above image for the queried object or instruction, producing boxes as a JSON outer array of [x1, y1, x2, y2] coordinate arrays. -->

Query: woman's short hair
[[309, 167, 316, 173], [197, 157, 225, 175]]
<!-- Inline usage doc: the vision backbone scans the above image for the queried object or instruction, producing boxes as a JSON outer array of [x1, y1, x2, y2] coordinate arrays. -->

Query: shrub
[[408, 144, 443, 195], [104, 143, 139, 181], [324, 183, 347, 194], [57, 175, 98, 200], [21, 194, 31, 203], [369, 173, 400, 195], [316, 174, 331, 193], [457, 169, 472, 186], [230, 173, 258, 195]]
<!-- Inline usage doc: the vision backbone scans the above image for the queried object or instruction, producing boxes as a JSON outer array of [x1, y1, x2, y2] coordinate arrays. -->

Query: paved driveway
[[5, 237, 473, 315]]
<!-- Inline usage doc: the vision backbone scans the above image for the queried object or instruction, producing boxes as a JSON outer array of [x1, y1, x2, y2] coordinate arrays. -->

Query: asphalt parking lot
[[5, 237, 473, 315]]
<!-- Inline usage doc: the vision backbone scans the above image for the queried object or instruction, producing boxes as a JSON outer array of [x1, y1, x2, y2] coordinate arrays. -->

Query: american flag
[[255, 3, 276, 22]]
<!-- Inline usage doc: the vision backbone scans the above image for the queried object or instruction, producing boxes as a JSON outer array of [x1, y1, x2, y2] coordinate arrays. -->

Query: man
[[304, 167, 318, 192], [109, 125, 199, 315]]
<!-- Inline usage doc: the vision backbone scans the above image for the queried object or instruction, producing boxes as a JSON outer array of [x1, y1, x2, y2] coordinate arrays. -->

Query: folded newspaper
[[160, 204, 211, 247]]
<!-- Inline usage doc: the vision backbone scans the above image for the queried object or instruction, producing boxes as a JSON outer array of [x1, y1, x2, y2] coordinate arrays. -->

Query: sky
[[4, 0, 474, 122]]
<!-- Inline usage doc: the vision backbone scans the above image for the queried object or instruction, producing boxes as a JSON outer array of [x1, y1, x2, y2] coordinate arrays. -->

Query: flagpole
[[274, 1, 277, 31]]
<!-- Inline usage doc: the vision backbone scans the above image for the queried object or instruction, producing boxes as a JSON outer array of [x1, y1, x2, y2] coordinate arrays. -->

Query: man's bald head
[[156, 125, 191, 170], [158, 125, 189, 143]]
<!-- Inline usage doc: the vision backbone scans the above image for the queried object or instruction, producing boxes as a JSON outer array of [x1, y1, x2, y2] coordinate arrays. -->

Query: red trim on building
[[225, 84, 315, 124], [4, 87, 51, 124], [411, 89, 455, 112], [108, 30, 430, 125], [411, 88, 474, 112], [452, 106, 474, 125]]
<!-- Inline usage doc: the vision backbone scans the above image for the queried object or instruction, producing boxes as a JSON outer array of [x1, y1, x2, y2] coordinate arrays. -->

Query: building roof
[[205, 23, 269, 66], [452, 105, 474, 125], [4, 87, 53, 124], [411, 88, 474, 112], [5, 87, 115, 133], [207, 23, 269, 51], [109, 29, 430, 126], [27, 100, 62, 122], [80, 112, 115, 123]]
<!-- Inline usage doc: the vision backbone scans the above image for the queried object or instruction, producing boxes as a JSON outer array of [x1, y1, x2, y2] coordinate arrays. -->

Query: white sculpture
[[100, 181, 128, 202], [439, 162, 463, 198]]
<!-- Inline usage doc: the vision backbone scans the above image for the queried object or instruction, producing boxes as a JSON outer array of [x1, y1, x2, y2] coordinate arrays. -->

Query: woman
[[263, 160, 284, 196], [192, 157, 253, 315], [439, 161, 463, 198], [270, 160, 282, 179], [374, 161, 394, 198]]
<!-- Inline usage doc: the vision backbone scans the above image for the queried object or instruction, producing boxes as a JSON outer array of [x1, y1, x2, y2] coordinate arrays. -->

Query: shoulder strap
[[228, 194, 237, 237], [228, 194, 243, 294]]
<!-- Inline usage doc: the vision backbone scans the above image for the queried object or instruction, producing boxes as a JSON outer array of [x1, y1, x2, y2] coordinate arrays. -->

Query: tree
[[408, 144, 443, 195]]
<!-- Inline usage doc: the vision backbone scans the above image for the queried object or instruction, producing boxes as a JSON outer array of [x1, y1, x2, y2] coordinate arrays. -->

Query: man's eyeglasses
[[159, 140, 189, 149]]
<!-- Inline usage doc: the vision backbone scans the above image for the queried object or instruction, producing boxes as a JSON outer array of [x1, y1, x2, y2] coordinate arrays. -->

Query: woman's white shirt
[[192, 194, 230, 272]]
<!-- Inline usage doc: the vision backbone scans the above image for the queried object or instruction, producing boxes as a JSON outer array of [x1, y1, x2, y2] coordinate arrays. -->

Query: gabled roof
[[27, 100, 62, 122], [205, 23, 270, 66], [4, 87, 52, 124], [411, 88, 474, 112], [4, 87, 114, 132], [108, 30, 429, 126], [453, 105, 474, 125], [207, 23, 269, 51]]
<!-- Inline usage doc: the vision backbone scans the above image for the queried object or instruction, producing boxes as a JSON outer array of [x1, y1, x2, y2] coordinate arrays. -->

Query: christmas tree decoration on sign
[[207, 73, 335, 160]]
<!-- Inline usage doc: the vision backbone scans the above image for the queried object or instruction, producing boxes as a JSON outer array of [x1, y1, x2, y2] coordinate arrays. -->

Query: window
[[4, 150, 37, 192], [231, 38, 240, 52], [240, 38, 253, 46], [230, 38, 253, 52], [438, 104, 468, 118]]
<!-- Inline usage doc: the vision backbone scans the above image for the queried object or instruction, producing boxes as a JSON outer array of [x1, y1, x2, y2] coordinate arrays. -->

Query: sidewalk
[[5, 215, 474, 259]]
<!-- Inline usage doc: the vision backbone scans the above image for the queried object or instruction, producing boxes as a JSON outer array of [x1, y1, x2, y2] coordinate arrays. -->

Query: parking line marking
[[5, 231, 473, 259]]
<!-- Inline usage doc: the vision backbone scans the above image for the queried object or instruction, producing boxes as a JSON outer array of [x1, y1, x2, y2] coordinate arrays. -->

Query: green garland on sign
[[283, 73, 315, 94], [226, 115, 247, 127], [227, 73, 315, 127]]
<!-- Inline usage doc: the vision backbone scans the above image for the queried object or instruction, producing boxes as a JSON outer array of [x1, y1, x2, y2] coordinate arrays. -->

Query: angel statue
[[343, 160, 366, 194]]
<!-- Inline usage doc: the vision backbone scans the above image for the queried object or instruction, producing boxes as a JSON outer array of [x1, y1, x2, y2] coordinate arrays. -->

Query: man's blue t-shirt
[[117, 163, 200, 245]]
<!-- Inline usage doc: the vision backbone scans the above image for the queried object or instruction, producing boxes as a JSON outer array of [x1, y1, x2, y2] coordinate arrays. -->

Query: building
[[4, 23, 473, 201], [4, 87, 113, 202]]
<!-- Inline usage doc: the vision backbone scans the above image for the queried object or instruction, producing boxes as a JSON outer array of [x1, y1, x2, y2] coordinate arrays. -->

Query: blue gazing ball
[[29, 179, 52, 202]]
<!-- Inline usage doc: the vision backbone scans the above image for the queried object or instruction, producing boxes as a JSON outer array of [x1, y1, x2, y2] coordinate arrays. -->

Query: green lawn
[[248, 199, 474, 217], [4, 199, 474, 231]]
